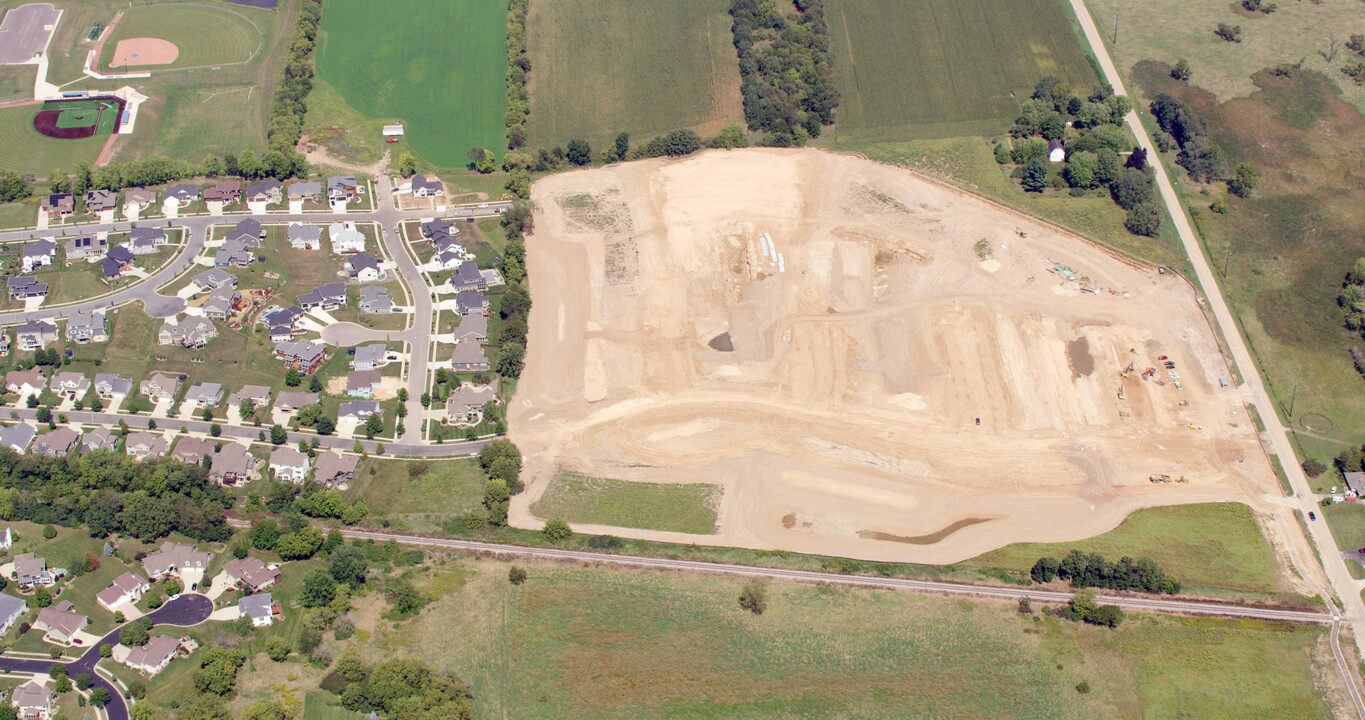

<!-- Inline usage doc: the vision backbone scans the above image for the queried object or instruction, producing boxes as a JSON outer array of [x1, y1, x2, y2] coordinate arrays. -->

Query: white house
[[0, 593, 26, 635], [269, 447, 311, 483], [239, 593, 276, 627], [97, 572, 150, 611], [329, 222, 366, 253], [124, 634, 183, 676]]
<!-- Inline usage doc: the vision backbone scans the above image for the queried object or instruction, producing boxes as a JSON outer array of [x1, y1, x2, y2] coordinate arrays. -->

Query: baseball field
[[524, 0, 743, 147], [96, 3, 263, 71], [825, 0, 1097, 142], [0, 103, 108, 175], [316, 0, 506, 168]]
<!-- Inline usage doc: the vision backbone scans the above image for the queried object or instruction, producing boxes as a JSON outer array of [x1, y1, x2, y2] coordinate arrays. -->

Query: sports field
[[97, 3, 262, 71], [524, 0, 743, 147], [825, 0, 1097, 142], [316, 0, 506, 168], [0, 103, 107, 175], [32, 97, 122, 138]]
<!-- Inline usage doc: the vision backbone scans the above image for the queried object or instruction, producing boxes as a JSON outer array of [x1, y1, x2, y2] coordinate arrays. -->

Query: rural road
[[1068, 0, 1365, 713], [0, 593, 214, 720]]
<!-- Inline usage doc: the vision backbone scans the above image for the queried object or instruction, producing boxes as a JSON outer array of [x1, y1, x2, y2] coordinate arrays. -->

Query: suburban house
[[123, 634, 184, 676], [101, 246, 135, 279], [347, 252, 381, 282], [123, 188, 157, 212], [448, 383, 496, 424], [141, 541, 211, 579], [288, 223, 322, 249], [170, 437, 214, 465], [0, 332, 7, 356], [85, 189, 117, 213], [15, 320, 57, 350], [329, 221, 366, 253], [211, 443, 259, 485], [97, 572, 150, 611], [0, 528, 10, 550], [33, 600, 88, 643], [21, 239, 56, 273], [124, 432, 168, 461], [7, 276, 48, 299], [346, 369, 381, 398], [421, 218, 459, 243], [0, 423, 37, 454], [140, 372, 182, 402], [65, 309, 107, 343], [6, 368, 47, 398], [205, 179, 241, 205], [14, 553, 56, 588], [10, 681, 56, 720], [50, 371, 91, 399], [351, 344, 387, 371], [185, 382, 223, 406], [192, 268, 236, 293], [432, 241, 468, 271], [338, 400, 379, 424], [240, 593, 278, 627], [288, 180, 322, 203], [314, 451, 359, 487], [0, 593, 26, 635], [448, 262, 488, 293], [408, 174, 444, 197], [223, 557, 281, 591], [273, 391, 318, 414], [327, 176, 359, 203], [227, 385, 271, 410], [299, 282, 346, 311], [450, 341, 490, 372], [166, 184, 200, 205], [65, 235, 107, 260], [159, 316, 217, 348], [274, 339, 327, 374], [32, 427, 80, 456], [42, 192, 73, 218], [1048, 139, 1066, 163], [201, 285, 242, 321], [126, 226, 168, 256], [454, 313, 487, 343], [456, 291, 488, 316], [245, 179, 283, 205], [269, 447, 310, 483], [80, 427, 116, 454], [358, 285, 394, 314], [94, 373, 133, 398], [214, 238, 254, 267], [263, 305, 303, 341]]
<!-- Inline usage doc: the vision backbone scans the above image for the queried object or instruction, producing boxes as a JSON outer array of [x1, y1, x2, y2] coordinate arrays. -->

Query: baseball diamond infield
[[510, 148, 1285, 564], [110, 37, 179, 67], [31, 97, 124, 139]]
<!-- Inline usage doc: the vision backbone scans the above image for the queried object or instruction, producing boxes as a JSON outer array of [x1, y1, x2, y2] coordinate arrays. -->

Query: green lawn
[[531, 471, 722, 535], [98, 4, 263, 71], [825, 0, 1097, 143], [303, 693, 366, 720], [524, 0, 742, 147], [0, 65, 34, 103], [344, 458, 486, 534], [1322, 502, 1365, 556], [0, 104, 107, 176], [316, 0, 506, 168], [962, 503, 1288, 598]]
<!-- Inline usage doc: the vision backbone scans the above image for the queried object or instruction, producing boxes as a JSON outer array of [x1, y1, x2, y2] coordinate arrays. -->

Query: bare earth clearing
[[509, 149, 1283, 564]]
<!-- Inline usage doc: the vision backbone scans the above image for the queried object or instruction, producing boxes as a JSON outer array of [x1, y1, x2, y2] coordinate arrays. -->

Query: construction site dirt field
[[508, 148, 1283, 564]]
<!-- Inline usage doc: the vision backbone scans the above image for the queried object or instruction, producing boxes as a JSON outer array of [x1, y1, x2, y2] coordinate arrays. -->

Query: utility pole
[[1288, 384, 1298, 418], [1223, 244, 1232, 277], [1112, 0, 1120, 44]]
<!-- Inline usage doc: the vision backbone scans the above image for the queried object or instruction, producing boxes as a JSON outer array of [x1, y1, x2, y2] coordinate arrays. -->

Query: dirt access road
[[508, 149, 1285, 564]]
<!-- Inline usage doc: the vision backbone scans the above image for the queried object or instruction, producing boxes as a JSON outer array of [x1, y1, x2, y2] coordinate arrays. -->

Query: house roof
[[289, 180, 322, 197], [450, 341, 488, 367], [14, 553, 45, 579], [125, 188, 156, 204], [411, 174, 442, 192], [211, 443, 254, 477], [6, 368, 45, 389], [141, 541, 210, 576], [349, 252, 379, 274], [288, 223, 322, 242], [81, 427, 115, 452], [167, 183, 199, 200], [449, 262, 485, 290], [36, 600, 87, 638], [448, 383, 496, 410], [232, 217, 262, 239], [352, 344, 387, 366], [126, 634, 180, 669], [274, 391, 318, 410], [22, 239, 55, 259], [358, 285, 393, 310], [348, 369, 381, 390], [33, 427, 80, 455], [269, 447, 309, 469], [228, 385, 271, 407], [0, 593, 25, 620], [171, 437, 214, 463], [95, 373, 132, 393], [108, 245, 135, 264], [239, 592, 274, 619], [315, 451, 359, 484], [193, 268, 236, 290], [338, 400, 379, 420], [186, 382, 223, 404], [224, 557, 280, 589], [11, 681, 53, 710], [52, 371, 88, 389], [0, 423, 37, 452]]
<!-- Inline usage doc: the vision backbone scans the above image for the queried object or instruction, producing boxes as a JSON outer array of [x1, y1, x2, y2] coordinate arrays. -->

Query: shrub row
[[260, 0, 322, 179], [505, 0, 530, 149]]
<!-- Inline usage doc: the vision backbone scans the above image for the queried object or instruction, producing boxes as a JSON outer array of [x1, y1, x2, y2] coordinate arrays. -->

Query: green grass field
[[531, 471, 722, 534], [46, 98, 120, 134], [825, 0, 1097, 143], [0, 104, 107, 175], [316, 0, 506, 169], [344, 458, 488, 534], [98, 3, 263, 71], [524, 0, 743, 147], [963, 503, 1288, 598]]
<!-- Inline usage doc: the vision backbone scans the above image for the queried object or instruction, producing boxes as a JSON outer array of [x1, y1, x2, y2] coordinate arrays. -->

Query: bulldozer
[[1150, 474, 1172, 483]]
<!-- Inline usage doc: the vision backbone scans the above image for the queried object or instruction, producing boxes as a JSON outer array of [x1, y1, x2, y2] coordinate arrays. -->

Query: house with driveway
[[97, 572, 150, 611], [338, 400, 379, 424], [5, 368, 46, 398], [159, 317, 217, 348], [85, 189, 117, 213], [124, 634, 186, 676], [223, 556, 280, 591], [274, 339, 327, 374], [10, 680, 55, 720], [7, 276, 48, 300], [50, 371, 90, 399], [202, 286, 242, 321], [288, 180, 322, 203], [101, 246, 135, 279], [14, 552, 57, 588], [273, 391, 318, 415], [245, 179, 283, 205], [299, 282, 347, 311], [127, 226, 168, 255], [240, 592, 279, 627], [448, 262, 488, 293], [142, 541, 211, 580], [0, 423, 37, 454], [351, 344, 388, 371], [193, 268, 236, 293], [347, 252, 381, 282], [346, 370, 381, 398], [448, 383, 496, 424], [454, 313, 487, 344], [457, 291, 488, 316], [95, 373, 133, 398], [65, 309, 107, 343], [451, 341, 490, 372], [33, 600, 88, 644], [327, 176, 359, 203], [65, 235, 106, 260], [42, 193, 73, 219], [124, 188, 157, 214], [288, 223, 322, 250], [140, 372, 182, 402], [21, 239, 56, 273], [125, 431, 168, 461], [185, 382, 223, 407], [16, 320, 57, 351], [329, 222, 366, 253], [227, 385, 271, 410], [205, 179, 241, 205], [225, 217, 264, 246], [166, 183, 200, 205], [409, 174, 444, 197], [359, 285, 394, 314]]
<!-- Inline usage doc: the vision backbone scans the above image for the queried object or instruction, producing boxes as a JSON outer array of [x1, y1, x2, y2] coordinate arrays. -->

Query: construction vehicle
[[1117, 386, 1126, 400], [1119, 410, 1131, 417], [1176, 476, 1188, 483], [1120, 361, 1135, 378], [1188, 424, 1203, 431], [1150, 474, 1171, 483]]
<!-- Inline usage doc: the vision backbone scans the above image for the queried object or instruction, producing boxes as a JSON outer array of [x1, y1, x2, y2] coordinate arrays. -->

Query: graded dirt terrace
[[509, 149, 1281, 563]]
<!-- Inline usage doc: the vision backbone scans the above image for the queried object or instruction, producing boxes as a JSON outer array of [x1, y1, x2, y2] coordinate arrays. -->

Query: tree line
[[729, 0, 839, 145], [260, 0, 321, 177], [1150, 92, 1259, 201], [1030, 550, 1180, 594], [505, 0, 530, 150]]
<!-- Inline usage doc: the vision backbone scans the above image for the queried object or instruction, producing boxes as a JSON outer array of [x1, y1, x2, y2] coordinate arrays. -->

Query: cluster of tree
[[1215, 23, 1242, 43], [1335, 260, 1365, 347], [729, 0, 839, 145], [119, 617, 153, 646], [505, 0, 530, 149], [1334, 440, 1365, 475], [1031, 550, 1180, 594], [1241, 0, 1276, 14], [0, 449, 232, 542], [499, 202, 531, 285], [498, 124, 747, 189], [193, 645, 247, 696], [292, 402, 337, 435], [1057, 588, 1125, 628], [260, 0, 320, 177], [296, 483, 369, 525], [480, 439, 522, 526], [325, 656, 474, 720], [0, 171, 31, 202], [1344, 34, 1365, 86], [248, 516, 326, 560], [497, 284, 531, 378]]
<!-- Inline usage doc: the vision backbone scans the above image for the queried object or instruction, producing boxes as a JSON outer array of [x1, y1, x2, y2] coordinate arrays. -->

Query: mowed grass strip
[[531, 471, 721, 535], [316, 0, 506, 169], [97, 4, 262, 70], [826, 0, 1096, 142], [962, 503, 1286, 597], [0, 104, 107, 175], [525, 0, 742, 147]]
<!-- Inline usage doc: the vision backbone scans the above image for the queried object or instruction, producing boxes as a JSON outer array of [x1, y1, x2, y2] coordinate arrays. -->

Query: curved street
[[0, 593, 214, 720]]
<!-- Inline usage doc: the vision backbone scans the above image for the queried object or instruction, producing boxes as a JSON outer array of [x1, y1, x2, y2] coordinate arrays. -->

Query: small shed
[[382, 124, 404, 137], [1047, 139, 1065, 163]]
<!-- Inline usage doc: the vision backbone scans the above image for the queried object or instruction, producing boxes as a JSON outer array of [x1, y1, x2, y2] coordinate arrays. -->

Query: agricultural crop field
[[0, 103, 107, 174], [524, 0, 743, 147], [316, 0, 506, 168], [96, 3, 264, 71], [531, 471, 722, 535], [825, 0, 1097, 142]]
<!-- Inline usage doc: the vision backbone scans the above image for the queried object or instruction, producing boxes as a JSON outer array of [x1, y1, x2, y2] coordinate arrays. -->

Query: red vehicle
[[1158, 355, 1168, 360], [386, 137, 399, 143]]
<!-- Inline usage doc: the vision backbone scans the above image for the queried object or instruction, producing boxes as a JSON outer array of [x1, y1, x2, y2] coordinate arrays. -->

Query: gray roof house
[[298, 282, 346, 311], [21, 239, 56, 272], [201, 286, 240, 321], [358, 285, 394, 314], [50, 371, 90, 398], [245, 179, 283, 204], [288, 223, 323, 249], [269, 447, 310, 483], [314, 451, 359, 487], [327, 175, 359, 202], [10, 681, 54, 719], [65, 235, 107, 260], [0, 593, 26, 635], [240, 592, 276, 626], [185, 382, 223, 406], [456, 291, 488, 315], [34, 599, 88, 643], [124, 187, 156, 208], [329, 222, 366, 253], [338, 400, 380, 424], [65, 309, 107, 343], [85, 188, 117, 212], [127, 226, 167, 255], [94, 373, 133, 397], [288, 180, 322, 202], [159, 317, 217, 348], [351, 344, 388, 371], [228, 217, 264, 244], [210, 443, 258, 485], [140, 372, 181, 401], [451, 341, 489, 372], [16, 320, 57, 350], [32, 427, 80, 456], [124, 634, 182, 676], [347, 252, 380, 282], [193, 268, 236, 292], [273, 391, 318, 414], [454, 312, 487, 343], [448, 262, 488, 292], [171, 437, 214, 465], [227, 385, 271, 409], [125, 432, 168, 461], [141, 541, 211, 578], [14, 552, 55, 587], [7, 275, 48, 299], [214, 238, 254, 267], [81, 427, 115, 454], [166, 184, 200, 203], [0, 423, 36, 454], [409, 174, 444, 197]]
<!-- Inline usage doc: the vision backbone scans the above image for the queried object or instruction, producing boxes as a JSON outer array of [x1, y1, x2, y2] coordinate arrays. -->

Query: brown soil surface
[[508, 148, 1281, 563], [110, 37, 178, 67]]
